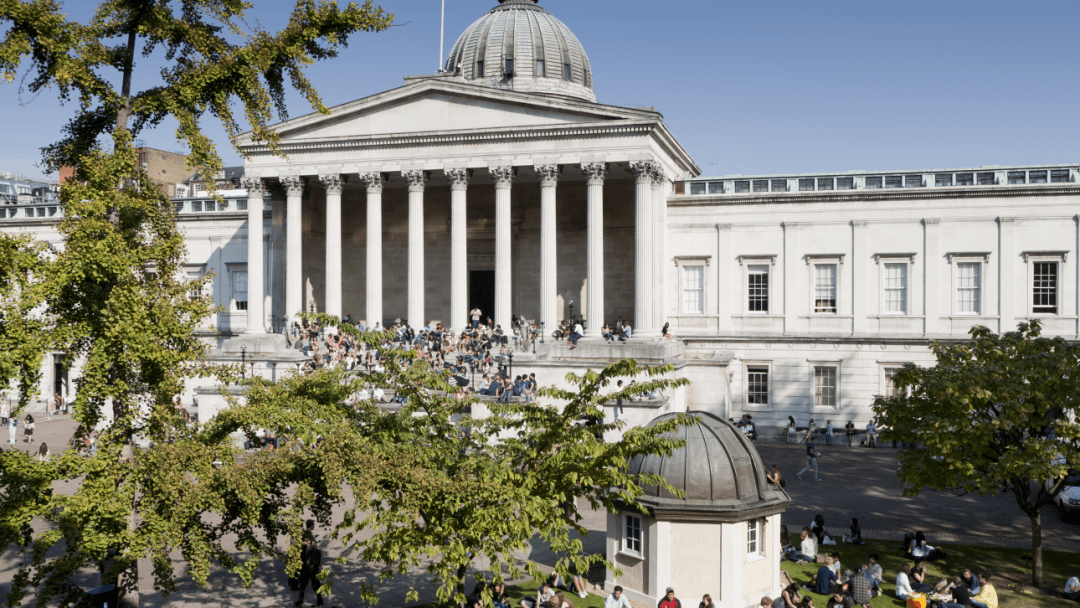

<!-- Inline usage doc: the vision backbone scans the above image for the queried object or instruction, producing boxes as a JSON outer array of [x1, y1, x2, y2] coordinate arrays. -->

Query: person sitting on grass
[[848, 567, 873, 605], [774, 584, 803, 608], [827, 586, 854, 608], [1065, 575, 1080, 602], [896, 563, 927, 599], [808, 556, 838, 594], [549, 569, 588, 599], [787, 527, 816, 564], [829, 553, 842, 576], [969, 572, 997, 608], [548, 592, 575, 608], [605, 586, 632, 608], [865, 555, 883, 585], [699, 593, 716, 608], [844, 518, 863, 545], [941, 577, 972, 608], [521, 582, 556, 608]]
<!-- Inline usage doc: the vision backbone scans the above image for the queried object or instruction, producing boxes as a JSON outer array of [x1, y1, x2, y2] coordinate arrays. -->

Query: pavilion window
[[753, 179, 769, 193], [905, 175, 923, 188], [563, 63, 572, 80], [865, 176, 883, 189], [1008, 171, 1026, 184], [936, 174, 953, 187], [476, 60, 485, 77], [535, 59, 545, 77], [504, 58, 514, 75], [689, 182, 706, 195], [1029, 170, 1048, 183], [836, 177, 854, 190], [771, 179, 788, 192], [977, 172, 995, 185], [798, 178, 814, 191], [734, 180, 750, 193], [885, 175, 903, 189], [817, 178, 834, 191], [955, 173, 974, 186], [1051, 169, 1070, 183], [708, 181, 724, 194]]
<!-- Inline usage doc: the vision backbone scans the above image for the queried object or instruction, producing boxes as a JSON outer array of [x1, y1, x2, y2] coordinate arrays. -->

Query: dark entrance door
[[469, 270, 495, 326]]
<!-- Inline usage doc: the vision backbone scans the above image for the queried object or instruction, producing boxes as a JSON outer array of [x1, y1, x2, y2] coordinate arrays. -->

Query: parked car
[[1046, 455, 1080, 521]]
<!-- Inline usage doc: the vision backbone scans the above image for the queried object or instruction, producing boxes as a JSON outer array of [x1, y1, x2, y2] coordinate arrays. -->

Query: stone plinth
[[544, 338, 684, 364]]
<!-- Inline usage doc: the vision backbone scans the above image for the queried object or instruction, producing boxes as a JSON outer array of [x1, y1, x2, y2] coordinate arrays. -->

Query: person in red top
[[659, 587, 682, 608]]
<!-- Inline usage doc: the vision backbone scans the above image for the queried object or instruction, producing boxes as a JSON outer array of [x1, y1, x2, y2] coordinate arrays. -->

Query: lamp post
[[540, 321, 545, 344], [507, 352, 513, 382], [564, 289, 575, 324], [240, 346, 247, 379]]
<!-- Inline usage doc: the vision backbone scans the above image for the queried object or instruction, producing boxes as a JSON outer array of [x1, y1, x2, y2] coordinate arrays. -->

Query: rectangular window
[[955, 173, 974, 186], [748, 265, 769, 312], [563, 63, 572, 81], [219, 200, 228, 210], [238, 200, 248, 211], [771, 179, 788, 192], [535, 59, 545, 77], [682, 265, 704, 313], [883, 367, 900, 398], [817, 177, 834, 191], [734, 180, 750, 193], [747, 367, 769, 405], [1008, 171, 1026, 184], [708, 181, 724, 194], [191, 200, 203, 212], [193, 183, 203, 193], [689, 182, 706, 195], [977, 172, 995, 185], [505, 58, 514, 75], [205, 200, 216, 212], [174, 202, 184, 213], [905, 175, 923, 188], [747, 519, 762, 555], [234, 270, 248, 311], [956, 262, 981, 314], [883, 263, 908, 314], [885, 175, 903, 189], [623, 515, 642, 555], [1033, 261, 1058, 314], [814, 264, 837, 313], [1029, 170, 1048, 183], [814, 367, 837, 407], [836, 177, 854, 190], [187, 271, 204, 300], [753, 179, 769, 193], [1051, 169, 1070, 183], [798, 178, 814, 191], [865, 176, 883, 189], [935, 174, 953, 187], [476, 60, 484, 77]]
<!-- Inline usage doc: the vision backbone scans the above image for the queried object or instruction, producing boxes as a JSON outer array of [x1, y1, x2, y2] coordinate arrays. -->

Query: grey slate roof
[[444, 0, 593, 97]]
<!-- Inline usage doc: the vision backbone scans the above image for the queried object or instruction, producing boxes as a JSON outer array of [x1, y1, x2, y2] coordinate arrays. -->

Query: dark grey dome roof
[[444, 0, 596, 102], [628, 411, 789, 521]]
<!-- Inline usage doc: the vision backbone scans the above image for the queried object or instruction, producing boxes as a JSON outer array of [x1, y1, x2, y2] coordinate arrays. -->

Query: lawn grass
[[414, 538, 1079, 608], [781, 538, 1078, 608]]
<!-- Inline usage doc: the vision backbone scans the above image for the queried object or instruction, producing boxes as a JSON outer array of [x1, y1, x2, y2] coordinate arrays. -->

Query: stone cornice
[[669, 184, 1080, 207]]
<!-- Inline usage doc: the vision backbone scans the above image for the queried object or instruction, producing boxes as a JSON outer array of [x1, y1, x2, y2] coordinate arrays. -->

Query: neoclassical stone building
[[3, 0, 1080, 434]]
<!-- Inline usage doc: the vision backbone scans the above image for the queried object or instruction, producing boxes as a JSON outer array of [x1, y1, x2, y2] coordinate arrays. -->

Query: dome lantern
[[444, 0, 596, 102]]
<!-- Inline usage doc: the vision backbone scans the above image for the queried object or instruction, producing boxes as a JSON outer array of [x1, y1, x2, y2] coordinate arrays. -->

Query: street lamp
[[240, 346, 247, 379], [540, 321, 545, 344], [507, 352, 514, 381], [564, 289, 575, 323]]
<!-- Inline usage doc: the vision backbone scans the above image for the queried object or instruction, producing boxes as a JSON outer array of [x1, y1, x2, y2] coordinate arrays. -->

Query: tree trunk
[[1030, 509, 1043, 587]]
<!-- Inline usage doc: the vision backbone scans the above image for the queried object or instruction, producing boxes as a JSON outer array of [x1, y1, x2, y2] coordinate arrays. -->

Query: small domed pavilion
[[605, 411, 790, 607]]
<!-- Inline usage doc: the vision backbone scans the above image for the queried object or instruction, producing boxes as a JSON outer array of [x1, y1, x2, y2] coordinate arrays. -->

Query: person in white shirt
[[896, 563, 916, 599], [604, 585, 631, 608], [1064, 576, 1080, 601], [372, 386, 385, 402]]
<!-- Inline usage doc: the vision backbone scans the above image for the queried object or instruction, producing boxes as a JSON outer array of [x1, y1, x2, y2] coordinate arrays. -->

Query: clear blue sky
[[2, 0, 1077, 180]]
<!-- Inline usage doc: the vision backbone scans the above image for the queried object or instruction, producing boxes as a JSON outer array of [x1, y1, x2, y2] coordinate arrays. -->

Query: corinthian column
[[361, 173, 386, 328], [403, 170, 428, 328], [446, 169, 470, 333], [490, 166, 514, 331], [650, 163, 668, 334], [320, 174, 343, 319], [629, 161, 654, 337], [281, 176, 304, 325], [582, 163, 607, 338], [241, 177, 267, 335], [535, 164, 560, 334]]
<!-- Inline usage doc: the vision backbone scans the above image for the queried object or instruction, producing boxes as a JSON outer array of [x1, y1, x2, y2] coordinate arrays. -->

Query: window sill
[[732, 314, 783, 319], [617, 550, 644, 561], [940, 315, 999, 320], [1020, 315, 1078, 320], [869, 315, 925, 319], [745, 552, 768, 564], [799, 315, 854, 319]]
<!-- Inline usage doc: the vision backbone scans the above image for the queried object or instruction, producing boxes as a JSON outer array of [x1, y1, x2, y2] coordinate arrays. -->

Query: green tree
[[873, 321, 1080, 587], [240, 314, 695, 607], [0, 1, 393, 605]]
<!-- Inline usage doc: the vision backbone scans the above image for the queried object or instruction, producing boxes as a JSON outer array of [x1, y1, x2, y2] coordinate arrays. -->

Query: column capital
[[534, 164, 561, 188], [280, 175, 304, 197], [581, 162, 607, 186], [319, 174, 343, 195], [446, 168, 471, 191], [649, 162, 668, 189], [403, 170, 429, 193], [629, 161, 654, 185], [361, 172, 387, 194], [489, 166, 515, 189], [241, 177, 265, 196]]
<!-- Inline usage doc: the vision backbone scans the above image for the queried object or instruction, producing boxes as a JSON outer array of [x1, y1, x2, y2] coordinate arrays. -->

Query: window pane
[[1008, 171, 1026, 184], [814, 264, 837, 313], [682, 266, 704, 313], [1029, 170, 1047, 183], [192, 200, 202, 212], [957, 262, 981, 314], [476, 60, 484, 77], [884, 367, 900, 398], [905, 175, 923, 188], [625, 515, 642, 554], [884, 263, 907, 314], [747, 519, 760, 554], [836, 177, 854, 190], [1033, 261, 1058, 314], [205, 200, 216, 211], [708, 181, 724, 194], [935, 173, 953, 187], [753, 179, 769, 193], [817, 178, 833, 191], [747, 367, 769, 405], [234, 271, 248, 311], [798, 178, 814, 191], [885, 175, 903, 189], [690, 182, 706, 195], [771, 179, 788, 192], [865, 176, 883, 189], [1051, 169, 1070, 183], [535, 59, 545, 77], [955, 173, 974, 186], [977, 172, 995, 185], [814, 367, 837, 407], [563, 63, 571, 80], [735, 180, 750, 193], [748, 265, 769, 312]]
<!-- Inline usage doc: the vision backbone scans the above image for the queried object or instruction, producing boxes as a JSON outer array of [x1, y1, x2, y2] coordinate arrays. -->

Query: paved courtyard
[[3, 414, 1078, 607]]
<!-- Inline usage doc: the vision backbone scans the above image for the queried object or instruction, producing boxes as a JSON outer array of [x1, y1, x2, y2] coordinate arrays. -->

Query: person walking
[[6, 413, 16, 446], [23, 413, 35, 444], [294, 534, 324, 606], [797, 436, 822, 481]]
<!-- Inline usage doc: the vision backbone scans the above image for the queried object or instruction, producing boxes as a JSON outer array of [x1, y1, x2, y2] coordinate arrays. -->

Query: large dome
[[628, 412, 789, 521], [444, 0, 596, 102]]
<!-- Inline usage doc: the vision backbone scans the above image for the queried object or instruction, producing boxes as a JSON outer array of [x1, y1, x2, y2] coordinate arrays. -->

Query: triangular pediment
[[264, 79, 654, 143]]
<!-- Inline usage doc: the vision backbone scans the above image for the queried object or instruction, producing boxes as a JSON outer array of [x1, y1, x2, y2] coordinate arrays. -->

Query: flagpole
[[439, 0, 446, 72]]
